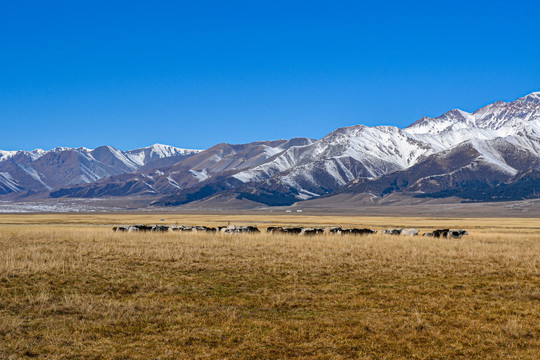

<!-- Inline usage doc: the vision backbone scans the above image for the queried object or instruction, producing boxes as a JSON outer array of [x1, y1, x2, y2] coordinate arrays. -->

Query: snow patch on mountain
[[126, 143, 200, 166], [190, 169, 210, 181], [0, 172, 21, 192], [18, 164, 52, 190], [468, 139, 518, 175], [0, 150, 17, 162]]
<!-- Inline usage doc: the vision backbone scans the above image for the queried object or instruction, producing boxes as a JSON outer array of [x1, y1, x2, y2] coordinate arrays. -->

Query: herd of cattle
[[113, 224, 469, 238]]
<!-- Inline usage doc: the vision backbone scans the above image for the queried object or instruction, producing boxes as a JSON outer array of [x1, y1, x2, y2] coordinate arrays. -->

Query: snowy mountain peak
[[405, 108, 475, 136], [2, 91, 540, 205], [441, 109, 472, 120], [146, 143, 201, 156], [0, 150, 17, 163], [516, 91, 540, 103], [0, 143, 200, 195]]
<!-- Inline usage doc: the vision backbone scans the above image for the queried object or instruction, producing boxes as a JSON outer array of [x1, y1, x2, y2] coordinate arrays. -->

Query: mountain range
[[2, 92, 539, 207]]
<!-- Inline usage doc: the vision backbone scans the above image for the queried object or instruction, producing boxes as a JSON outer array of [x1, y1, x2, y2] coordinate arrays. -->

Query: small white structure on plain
[[285, 210, 292, 213], [296, 210, 303, 213]]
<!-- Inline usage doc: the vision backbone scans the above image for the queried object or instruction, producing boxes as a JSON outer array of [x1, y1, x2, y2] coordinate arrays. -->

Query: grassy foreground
[[0, 216, 539, 359]]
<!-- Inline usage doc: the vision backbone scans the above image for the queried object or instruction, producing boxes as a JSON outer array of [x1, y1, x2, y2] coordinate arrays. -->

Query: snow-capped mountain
[[200, 92, 538, 202], [0, 144, 200, 196], [154, 91, 540, 205], [3, 91, 540, 206]]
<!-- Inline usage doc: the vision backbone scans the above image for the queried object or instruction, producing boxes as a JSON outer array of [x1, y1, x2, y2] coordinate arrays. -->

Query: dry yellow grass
[[0, 215, 539, 359], [1, 212, 539, 233]]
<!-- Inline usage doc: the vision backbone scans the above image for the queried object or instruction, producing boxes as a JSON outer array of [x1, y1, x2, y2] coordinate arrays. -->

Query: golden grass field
[[0, 213, 539, 359]]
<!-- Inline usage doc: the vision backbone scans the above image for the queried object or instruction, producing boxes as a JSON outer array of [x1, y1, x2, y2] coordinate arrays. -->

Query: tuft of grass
[[0, 217, 539, 359]]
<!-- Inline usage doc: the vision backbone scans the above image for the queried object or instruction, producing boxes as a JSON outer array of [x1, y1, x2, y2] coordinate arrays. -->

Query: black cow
[[342, 228, 377, 235], [433, 229, 450, 238], [151, 225, 170, 232], [423, 229, 468, 239], [133, 224, 153, 232], [301, 228, 324, 236], [245, 226, 260, 233], [283, 227, 303, 234]]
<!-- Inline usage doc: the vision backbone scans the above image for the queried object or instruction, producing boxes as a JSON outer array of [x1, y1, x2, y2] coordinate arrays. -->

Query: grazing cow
[[267, 226, 285, 233], [170, 226, 193, 232], [447, 229, 468, 239], [221, 225, 260, 234], [341, 228, 377, 235], [283, 227, 303, 234], [400, 228, 419, 236], [220, 226, 236, 233], [189, 226, 215, 233], [113, 225, 132, 232], [433, 229, 450, 238], [326, 227, 342, 234], [300, 228, 324, 236], [151, 225, 169, 232], [383, 228, 403, 235], [245, 226, 260, 233], [423, 229, 468, 238], [132, 224, 153, 232]]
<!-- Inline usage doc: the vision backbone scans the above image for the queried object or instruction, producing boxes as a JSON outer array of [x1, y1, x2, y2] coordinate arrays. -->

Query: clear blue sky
[[1, 0, 539, 151]]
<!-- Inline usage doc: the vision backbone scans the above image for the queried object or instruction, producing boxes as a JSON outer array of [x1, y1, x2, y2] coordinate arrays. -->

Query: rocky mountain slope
[[0, 144, 199, 196], [3, 92, 540, 206], [154, 92, 540, 206]]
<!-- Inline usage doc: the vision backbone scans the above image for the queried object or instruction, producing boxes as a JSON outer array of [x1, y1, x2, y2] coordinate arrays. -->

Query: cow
[[221, 225, 260, 234], [113, 225, 132, 232], [300, 228, 324, 236], [267, 226, 285, 233], [326, 227, 342, 234], [447, 229, 468, 239], [283, 227, 303, 234], [133, 224, 153, 232], [180, 226, 196, 232], [433, 229, 450, 238], [220, 226, 235, 233], [423, 229, 468, 239], [400, 228, 419, 236], [151, 225, 169, 232], [243, 226, 260, 233], [383, 228, 403, 235], [341, 228, 377, 235]]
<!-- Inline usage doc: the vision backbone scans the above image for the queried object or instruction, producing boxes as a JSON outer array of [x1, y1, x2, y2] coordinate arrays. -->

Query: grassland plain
[[0, 214, 539, 359]]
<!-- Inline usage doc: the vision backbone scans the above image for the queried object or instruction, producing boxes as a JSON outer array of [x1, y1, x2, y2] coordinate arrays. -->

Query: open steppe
[[0, 213, 539, 359]]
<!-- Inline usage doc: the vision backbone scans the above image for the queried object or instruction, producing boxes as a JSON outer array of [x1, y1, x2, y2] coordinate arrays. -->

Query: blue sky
[[1, 1, 539, 151]]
